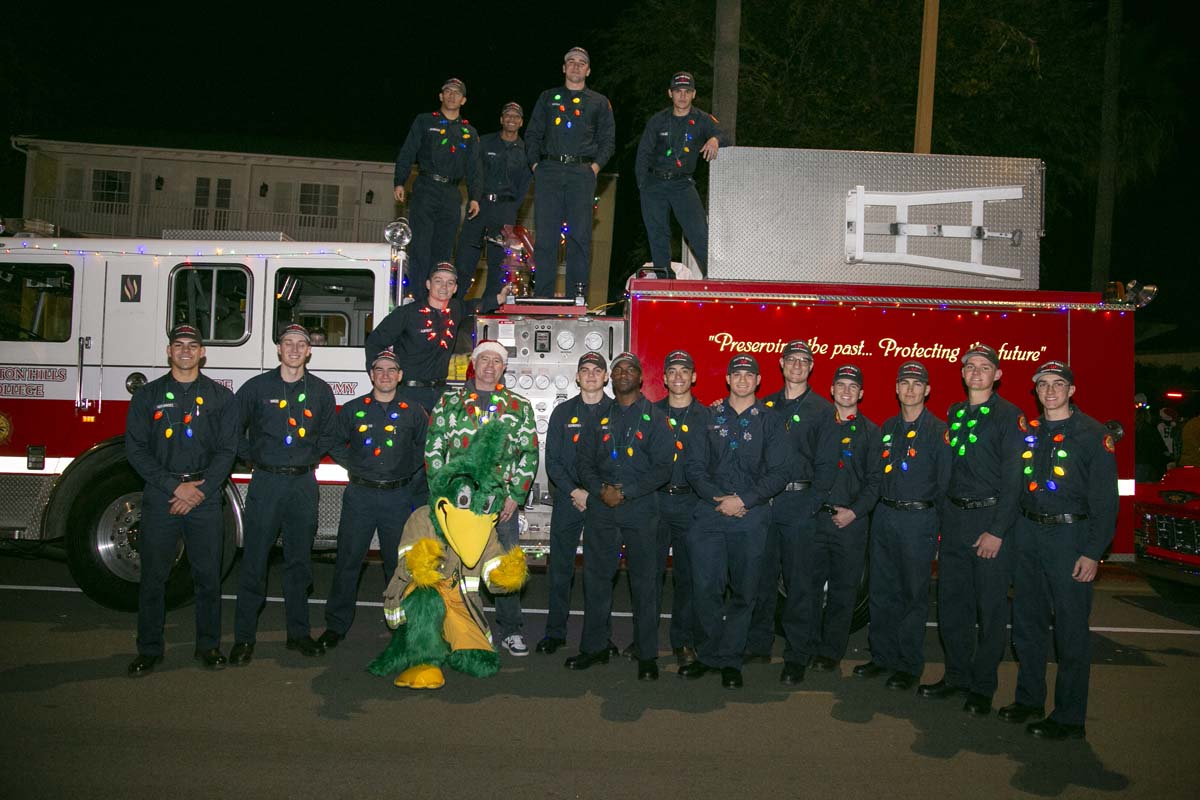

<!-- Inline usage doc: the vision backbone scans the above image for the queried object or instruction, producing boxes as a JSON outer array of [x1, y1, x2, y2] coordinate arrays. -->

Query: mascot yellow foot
[[394, 664, 445, 690]]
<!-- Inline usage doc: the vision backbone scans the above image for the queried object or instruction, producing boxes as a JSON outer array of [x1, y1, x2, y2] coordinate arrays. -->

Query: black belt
[[880, 497, 935, 511], [783, 481, 812, 492], [949, 496, 998, 510], [819, 504, 839, 515], [403, 379, 446, 388], [349, 474, 412, 490], [254, 463, 316, 476], [650, 169, 690, 181], [483, 193, 516, 202], [659, 484, 693, 496], [1023, 509, 1089, 525], [172, 472, 205, 482], [544, 155, 594, 164], [421, 172, 454, 184]]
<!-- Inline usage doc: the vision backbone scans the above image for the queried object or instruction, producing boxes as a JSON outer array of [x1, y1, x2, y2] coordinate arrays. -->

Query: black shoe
[[917, 679, 969, 699], [852, 660, 887, 679], [638, 659, 659, 681], [536, 636, 565, 654], [678, 661, 715, 680], [127, 653, 163, 677], [1027, 718, 1086, 741], [742, 651, 772, 664], [228, 642, 254, 666], [721, 667, 744, 688], [286, 636, 325, 657], [998, 702, 1045, 724], [622, 642, 639, 661], [194, 648, 227, 670], [606, 641, 621, 658], [316, 630, 343, 650], [780, 661, 806, 686], [963, 692, 992, 716], [809, 655, 840, 673], [564, 650, 610, 670], [885, 671, 918, 691], [674, 646, 696, 666]]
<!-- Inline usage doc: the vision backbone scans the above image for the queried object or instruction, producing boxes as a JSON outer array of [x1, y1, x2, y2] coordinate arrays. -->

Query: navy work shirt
[[686, 398, 790, 509], [946, 393, 1028, 539], [878, 408, 952, 504], [763, 386, 837, 493], [364, 297, 492, 379], [635, 106, 728, 187], [545, 394, 612, 496], [577, 393, 673, 504], [236, 367, 338, 468], [820, 412, 883, 517], [654, 397, 711, 487], [393, 111, 482, 200], [525, 86, 615, 169], [480, 132, 533, 200], [328, 392, 429, 484]]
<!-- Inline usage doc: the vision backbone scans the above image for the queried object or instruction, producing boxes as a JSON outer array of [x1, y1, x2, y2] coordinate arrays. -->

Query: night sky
[[2, 4, 1195, 340]]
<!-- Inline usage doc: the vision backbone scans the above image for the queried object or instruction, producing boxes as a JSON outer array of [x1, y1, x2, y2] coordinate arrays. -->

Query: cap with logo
[[961, 343, 1000, 367], [664, 349, 694, 370], [169, 324, 203, 345], [782, 339, 814, 361], [578, 352, 607, 371], [501, 102, 524, 117], [610, 352, 642, 371], [727, 354, 760, 375], [834, 364, 863, 386], [277, 323, 311, 344], [1032, 359, 1074, 385], [896, 360, 929, 382], [564, 46, 590, 64], [670, 72, 696, 90], [372, 347, 401, 370], [430, 262, 457, 278], [442, 78, 466, 94]]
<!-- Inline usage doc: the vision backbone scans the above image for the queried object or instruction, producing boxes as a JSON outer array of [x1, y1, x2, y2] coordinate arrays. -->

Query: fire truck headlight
[[126, 372, 147, 395]]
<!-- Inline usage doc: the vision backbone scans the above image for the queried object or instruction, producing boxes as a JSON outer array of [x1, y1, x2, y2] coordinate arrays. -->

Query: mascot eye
[[455, 485, 473, 509]]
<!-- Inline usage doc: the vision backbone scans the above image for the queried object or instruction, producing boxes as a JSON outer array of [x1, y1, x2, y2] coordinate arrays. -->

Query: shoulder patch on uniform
[[1103, 434, 1116, 453], [1017, 415, 1028, 432], [943, 429, 951, 445], [710, 114, 719, 124]]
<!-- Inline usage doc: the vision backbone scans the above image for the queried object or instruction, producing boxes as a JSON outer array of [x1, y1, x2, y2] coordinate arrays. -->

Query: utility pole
[[1091, 0, 1123, 291], [913, 0, 939, 153], [713, 0, 741, 143]]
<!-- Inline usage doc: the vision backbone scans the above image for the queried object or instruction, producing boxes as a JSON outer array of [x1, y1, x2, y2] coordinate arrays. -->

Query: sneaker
[[501, 634, 529, 657]]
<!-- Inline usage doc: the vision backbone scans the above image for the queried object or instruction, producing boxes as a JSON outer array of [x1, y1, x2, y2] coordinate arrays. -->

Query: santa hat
[[470, 340, 509, 363]]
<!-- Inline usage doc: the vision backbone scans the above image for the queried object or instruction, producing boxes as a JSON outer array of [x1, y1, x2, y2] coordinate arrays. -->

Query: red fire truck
[[0, 233, 1140, 611]]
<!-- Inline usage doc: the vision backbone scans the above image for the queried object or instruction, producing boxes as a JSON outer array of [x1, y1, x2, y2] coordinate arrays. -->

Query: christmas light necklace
[[154, 380, 202, 440], [552, 92, 583, 128], [354, 395, 410, 458], [665, 115, 698, 168], [601, 398, 652, 460], [836, 409, 858, 469], [666, 402, 693, 463], [882, 412, 923, 474], [278, 375, 311, 446], [949, 401, 992, 457], [1023, 417, 1069, 492]]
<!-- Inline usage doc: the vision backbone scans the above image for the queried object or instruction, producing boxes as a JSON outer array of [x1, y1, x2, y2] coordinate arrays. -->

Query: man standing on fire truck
[[453, 102, 533, 302], [425, 340, 539, 656], [635, 72, 728, 278], [681, 355, 789, 688], [1000, 361, 1118, 740], [747, 339, 835, 675], [393, 78, 482, 304], [525, 46, 615, 299], [537, 352, 613, 655], [854, 361, 950, 691], [365, 263, 512, 414], [125, 324, 240, 676], [317, 347, 429, 650], [919, 344, 1025, 716], [230, 325, 338, 664]]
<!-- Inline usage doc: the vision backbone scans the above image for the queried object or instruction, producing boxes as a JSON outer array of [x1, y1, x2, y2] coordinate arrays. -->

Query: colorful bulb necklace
[[667, 402, 692, 463], [354, 395, 410, 457], [553, 93, 583, 129], [602, 398, 652, 460], [882, 413, 922, 474], [155, 381, 202, 440], [279, 375, 311, 446], [949, 401, 991, 457], [836, 409, 858, 469], [1023, 417, 1069, 492]]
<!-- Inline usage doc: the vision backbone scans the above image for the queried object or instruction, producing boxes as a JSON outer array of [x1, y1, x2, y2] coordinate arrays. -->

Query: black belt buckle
[[423, 172, 452, 184], [483, 193, 515, 202], [349, 474, 409, 490], [1023, 509, 1088, 525], [949, 496, 998, 510], [548, 155, 594, 165], [403, 379, 446, 388], [881, 497, 934, 511], [783, 481, 811, 492], [659, 484, 692, 496], [652, 169, 686, 181], [254, 463, 316, 476], [172, 472, 204, 482]]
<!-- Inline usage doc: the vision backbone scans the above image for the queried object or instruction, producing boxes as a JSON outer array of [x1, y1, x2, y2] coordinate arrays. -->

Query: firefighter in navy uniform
[[854, 361, 950, 691], [365, 262, 511, 414], [525, 46, 616, 298], [453, 102, 533, 302], [635, 72, 728, 278], [680, 355, 790, 688], [125, 324, 240, 676], [536, 352, 613, 655], [748, 339, 835, 674], [316, 348, 429, 650], [393, 78, 483, 304], [567, 352, 674, 680], [798, 365, 881, 676], [999, 360, 1118, 741], [654, 349, 711, 666], [919, 343, 1026, 715], [230, 325, 338, 664]]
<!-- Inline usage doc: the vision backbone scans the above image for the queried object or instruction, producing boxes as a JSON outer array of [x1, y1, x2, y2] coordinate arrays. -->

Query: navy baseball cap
[[1032, 360, 1074, 385], [962, 343, 1000, 367], [610, 352, 642, 371], [501, 102, 523, 116], [670, 72, 696, 90], [664, 349, 694, 370], [834, 364, 863, 386], [430, 262, 457, 278], [578, 352, 607, 370], [442, 78, 466, 94], [564, 47, 590, 64], [372, 347, 401, 370], [896, 361, 929, 382], [782, 340, 814, 361], [727, 354, 759, 375], [169, 324, 203, 345], [276, 324, 311, 344]]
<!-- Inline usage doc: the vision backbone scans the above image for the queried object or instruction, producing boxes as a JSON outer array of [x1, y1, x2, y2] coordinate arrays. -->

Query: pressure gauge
[[535, 374, 551, 390], [554, 375, 570, 390], [556, 330, 576, 351], [535, 418, 549, 434], [584, 331, 604, 351], [518, 374, 534, 389]]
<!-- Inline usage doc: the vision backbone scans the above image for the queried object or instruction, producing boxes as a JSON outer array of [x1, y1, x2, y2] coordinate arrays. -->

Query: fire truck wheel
[[65, 467, 194, 612]]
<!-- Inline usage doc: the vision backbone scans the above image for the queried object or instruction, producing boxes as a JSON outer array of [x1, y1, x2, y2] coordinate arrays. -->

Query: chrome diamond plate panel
[[708, 147, 1043, 289]]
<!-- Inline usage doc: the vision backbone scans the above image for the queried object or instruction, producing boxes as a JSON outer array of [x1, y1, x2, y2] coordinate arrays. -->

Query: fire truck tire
[[65, 466, 238, 612]]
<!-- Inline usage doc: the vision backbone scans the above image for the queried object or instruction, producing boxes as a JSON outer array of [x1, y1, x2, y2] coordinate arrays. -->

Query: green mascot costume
[[368, 421, 528, 689]]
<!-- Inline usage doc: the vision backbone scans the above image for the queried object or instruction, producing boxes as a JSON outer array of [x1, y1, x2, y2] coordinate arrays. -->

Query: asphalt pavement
[[2, 546, 1199, 800]]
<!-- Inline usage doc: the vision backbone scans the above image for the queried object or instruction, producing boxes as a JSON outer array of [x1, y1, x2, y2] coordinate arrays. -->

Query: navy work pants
[[137, 485, 224, 656], [543, 494, 585, 641], [936, 503, 1014, 697], [234, 471, 319, 643], [772, 489, 823, 663], [689, 503, 769, 669], [639, 176, 709, 277], [807, 512, 869, 661], [657, 492, 700, 650], [580, 498, 659, 658], [533, 161, 596, 298], [453, 197, 519, 306], [1011, 517, 1096, 726], [324, 482, 416, 636], [407, 176, 463, 303], [867, 504, 938, 676]]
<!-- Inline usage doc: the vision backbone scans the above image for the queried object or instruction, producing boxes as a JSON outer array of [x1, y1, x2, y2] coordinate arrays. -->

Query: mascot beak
[[435, 499, 498, 569]]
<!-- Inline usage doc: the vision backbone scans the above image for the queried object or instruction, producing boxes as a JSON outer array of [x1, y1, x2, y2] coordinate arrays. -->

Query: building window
[[91, 169, 131, 213], [274, 268, 374, 347], [299, 183, 339, 230], [168, 264, 252, 344], [0, 264, 74, 342]]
